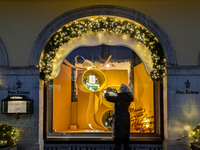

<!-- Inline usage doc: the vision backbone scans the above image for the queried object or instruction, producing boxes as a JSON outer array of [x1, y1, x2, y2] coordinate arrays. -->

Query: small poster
[[8, 101, 26, 113], [89, 74, 95, 84]]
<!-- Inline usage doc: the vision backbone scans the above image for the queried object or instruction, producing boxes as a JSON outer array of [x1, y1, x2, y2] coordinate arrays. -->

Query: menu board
[[8, 101, 26, 113]]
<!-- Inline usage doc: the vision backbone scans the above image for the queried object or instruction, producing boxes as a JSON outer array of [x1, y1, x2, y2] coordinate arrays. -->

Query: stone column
[[0, 67, 43, 150], [163, 66, 200, 150]]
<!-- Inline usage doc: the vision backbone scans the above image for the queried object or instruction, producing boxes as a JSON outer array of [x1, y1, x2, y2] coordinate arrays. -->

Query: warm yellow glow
[[50, 31, 152, 79], [53, 68, 129, 132], [53, 64, 71, 131], [76, 68, 107, 93], [44, 15, 155, 80], [52, 61, 154, 133], [132, 63, 154, 133], [123, 34, 128, 39], [184, 125, 191, 131], [143, 117, 150, 128]]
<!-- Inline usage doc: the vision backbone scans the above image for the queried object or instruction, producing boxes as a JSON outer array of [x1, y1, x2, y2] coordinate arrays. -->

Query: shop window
[[45, 45, 162, 140]]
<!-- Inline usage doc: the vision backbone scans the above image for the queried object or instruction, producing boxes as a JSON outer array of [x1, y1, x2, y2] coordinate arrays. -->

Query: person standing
[[104, 84, 133, 150]]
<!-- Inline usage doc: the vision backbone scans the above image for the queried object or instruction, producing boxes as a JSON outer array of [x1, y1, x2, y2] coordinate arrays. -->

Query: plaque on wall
[[8, 101, 27, 113], [1, 95, 33, 114]]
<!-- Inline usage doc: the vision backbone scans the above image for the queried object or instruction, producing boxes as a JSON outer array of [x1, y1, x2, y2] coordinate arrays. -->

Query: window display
[[76, 68, 106, 93], [103, 110, 114, 130], [49, 45, 156, 138]]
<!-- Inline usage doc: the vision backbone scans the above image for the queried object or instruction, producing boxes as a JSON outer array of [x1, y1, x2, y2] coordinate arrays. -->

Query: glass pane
[[52, 45, 154, 134]]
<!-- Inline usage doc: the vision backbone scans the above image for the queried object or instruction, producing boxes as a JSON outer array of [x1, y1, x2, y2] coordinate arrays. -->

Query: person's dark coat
[[105, 91, 133, 139]]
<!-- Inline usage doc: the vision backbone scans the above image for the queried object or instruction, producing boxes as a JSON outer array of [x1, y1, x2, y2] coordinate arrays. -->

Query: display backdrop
[[52, 63, 154, 133]]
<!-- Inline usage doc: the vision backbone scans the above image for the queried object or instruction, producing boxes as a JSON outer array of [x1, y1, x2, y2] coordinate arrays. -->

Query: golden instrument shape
[[77, 68, 106, 93], [76, 68, 107, 130]]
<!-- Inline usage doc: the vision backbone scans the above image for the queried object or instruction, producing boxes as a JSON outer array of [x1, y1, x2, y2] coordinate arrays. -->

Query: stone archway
[[0, 38, 8, 66], [30, 5, 176, 144], [29, 5, 176, 67]]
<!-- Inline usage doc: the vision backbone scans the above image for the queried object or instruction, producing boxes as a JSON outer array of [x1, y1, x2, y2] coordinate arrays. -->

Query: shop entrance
[[42, 16, 164, 140], [29, 5, 176, 142]]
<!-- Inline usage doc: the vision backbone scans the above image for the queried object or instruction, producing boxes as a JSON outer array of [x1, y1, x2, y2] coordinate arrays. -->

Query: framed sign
[[2, 95, 33, 114]]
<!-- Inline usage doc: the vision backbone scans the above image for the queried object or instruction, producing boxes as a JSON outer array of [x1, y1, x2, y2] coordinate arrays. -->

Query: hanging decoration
[[40, 17, 166, 81]]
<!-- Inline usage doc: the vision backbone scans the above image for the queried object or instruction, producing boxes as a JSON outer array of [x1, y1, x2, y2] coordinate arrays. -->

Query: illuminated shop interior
[[42, 16, 164, 139], [50, 45, 154, 134]]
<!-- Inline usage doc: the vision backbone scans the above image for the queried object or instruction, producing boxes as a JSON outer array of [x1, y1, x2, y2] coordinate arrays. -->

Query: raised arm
[[104, 92, 120, 103]]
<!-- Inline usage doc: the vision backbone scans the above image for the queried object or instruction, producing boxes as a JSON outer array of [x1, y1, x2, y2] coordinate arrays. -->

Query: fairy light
[[188, 124, 200, 142], [143, 117, 150, 128], [0, 124, 18, 148], [40, 17, 166, 81]]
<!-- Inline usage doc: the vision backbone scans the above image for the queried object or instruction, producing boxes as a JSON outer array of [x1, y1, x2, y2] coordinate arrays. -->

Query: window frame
[[43, 46, 163, 142]]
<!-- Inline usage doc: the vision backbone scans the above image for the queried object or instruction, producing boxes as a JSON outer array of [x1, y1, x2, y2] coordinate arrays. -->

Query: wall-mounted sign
[[8, 101, 26, 113], [1, 95, 33, 114], [8, 90, 30, 95], [176, 80, 199, 95]]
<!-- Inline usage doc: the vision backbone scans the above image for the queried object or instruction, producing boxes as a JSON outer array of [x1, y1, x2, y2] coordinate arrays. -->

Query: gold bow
[[64, 55, 112, 70]]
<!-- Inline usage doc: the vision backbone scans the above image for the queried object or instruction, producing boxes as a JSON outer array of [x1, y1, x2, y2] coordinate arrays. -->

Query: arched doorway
[[30, 5, 176, 142]]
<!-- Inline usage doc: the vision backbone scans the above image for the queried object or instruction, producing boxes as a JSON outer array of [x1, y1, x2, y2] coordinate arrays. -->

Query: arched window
[[31, 5, 176, 141], [45, 45, 162, 140]]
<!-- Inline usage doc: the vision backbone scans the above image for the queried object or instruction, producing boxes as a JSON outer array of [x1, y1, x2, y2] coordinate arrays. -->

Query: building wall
[[164, 66, 200, 150], [0, 0, 200, 66], [0, 1, 200, 150], [0, 67, 43, 150]]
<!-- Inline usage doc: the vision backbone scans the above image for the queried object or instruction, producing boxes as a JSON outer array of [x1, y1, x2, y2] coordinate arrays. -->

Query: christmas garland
[[0, 124, 18, 148], [191, 124, 200, 142], [40, 17, 166, 81]]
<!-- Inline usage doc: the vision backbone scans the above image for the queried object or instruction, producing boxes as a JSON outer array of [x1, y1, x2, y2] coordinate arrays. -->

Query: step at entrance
[[44, 144, 163, 150]]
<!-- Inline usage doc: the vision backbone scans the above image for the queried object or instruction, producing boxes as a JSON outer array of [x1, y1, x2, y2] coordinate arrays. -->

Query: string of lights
[[40, 17, 166, 81], [0, 124, 18, 148]]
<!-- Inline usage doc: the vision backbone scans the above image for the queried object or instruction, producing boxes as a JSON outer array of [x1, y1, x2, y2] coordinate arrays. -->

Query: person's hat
[[119, 84, 130, 92]]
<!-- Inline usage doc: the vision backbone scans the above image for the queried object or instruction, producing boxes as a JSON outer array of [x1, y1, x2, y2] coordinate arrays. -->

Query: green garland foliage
[[192, 124, 200, 142], [40, 18, 166, 81], [0, 124, 18, 148]]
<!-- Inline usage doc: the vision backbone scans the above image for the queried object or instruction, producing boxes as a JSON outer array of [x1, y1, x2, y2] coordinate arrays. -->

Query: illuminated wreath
[[40, 17, 166, 81]]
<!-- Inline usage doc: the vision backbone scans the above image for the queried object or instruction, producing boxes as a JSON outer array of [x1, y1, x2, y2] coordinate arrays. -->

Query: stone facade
[[0, 3, 200, 150], [0, 38, 8, 67], [0, 49, 200, 150], [164, 66, 200, 150], [0, 67, 43, 150]]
